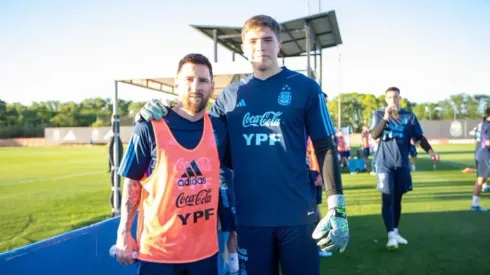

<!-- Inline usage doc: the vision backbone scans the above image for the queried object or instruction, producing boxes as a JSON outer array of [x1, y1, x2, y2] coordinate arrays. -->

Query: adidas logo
[[177, 160, 207, 187], [236, 99, 246, 107]]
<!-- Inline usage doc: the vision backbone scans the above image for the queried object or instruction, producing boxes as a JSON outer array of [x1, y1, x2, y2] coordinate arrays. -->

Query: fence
[[419, 119, 480, 140], [44, 127, 135, 144], [34, 119, 485, 146]]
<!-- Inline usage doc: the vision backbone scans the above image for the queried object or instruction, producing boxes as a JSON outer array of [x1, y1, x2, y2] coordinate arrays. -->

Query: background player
[[370, 87, 439, 250], [409, 139, 418, 172], [471, 108, 490, 211], [360, 125, 371, 171], [307, 138, 333, 258], [336, 130, 349, 169]]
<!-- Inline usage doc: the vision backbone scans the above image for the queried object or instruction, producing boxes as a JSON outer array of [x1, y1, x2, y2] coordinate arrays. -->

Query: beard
[[183, 92, 210, 114]]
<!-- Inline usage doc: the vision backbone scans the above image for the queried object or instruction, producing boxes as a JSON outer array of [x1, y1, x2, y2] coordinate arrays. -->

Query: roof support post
[[305, 24, 311, 78], [213, 29, 218, 62], [111, 80, 121, 217], [314, 45, 317, 78], [319, 47, 323, 88]]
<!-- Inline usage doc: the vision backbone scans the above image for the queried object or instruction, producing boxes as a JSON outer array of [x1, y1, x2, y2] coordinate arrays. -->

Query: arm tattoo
[[369, 119, 388, 140], [117, 178, 142, 236]]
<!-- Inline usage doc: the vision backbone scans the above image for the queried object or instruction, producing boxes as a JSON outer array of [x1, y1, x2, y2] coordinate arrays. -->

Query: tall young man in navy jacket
[[137, 15, 349, 275]]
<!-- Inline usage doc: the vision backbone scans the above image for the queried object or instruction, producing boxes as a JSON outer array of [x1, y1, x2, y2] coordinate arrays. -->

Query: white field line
[[3, 171, 107, 186]]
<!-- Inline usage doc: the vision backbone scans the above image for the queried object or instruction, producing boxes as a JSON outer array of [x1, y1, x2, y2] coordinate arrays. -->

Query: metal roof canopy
[[117, 60, 322, 101], [117, 11, 343, 99], [190, 11, 342, 87], [190, 11, 342, 59], [117, 61, 257, 100]]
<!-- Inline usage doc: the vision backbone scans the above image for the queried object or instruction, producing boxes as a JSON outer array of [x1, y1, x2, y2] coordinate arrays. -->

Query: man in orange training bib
[[360, 125, 371, 171], [306, 138, 332, 258], [114, 53, 234, 275]]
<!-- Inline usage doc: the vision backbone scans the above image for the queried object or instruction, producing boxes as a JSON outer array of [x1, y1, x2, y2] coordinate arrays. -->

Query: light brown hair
[[241, 15, 281, 41]]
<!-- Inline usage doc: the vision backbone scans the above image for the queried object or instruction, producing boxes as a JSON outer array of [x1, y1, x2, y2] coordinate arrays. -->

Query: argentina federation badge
[[402, 115, 408, 125], [278, 85, 292, 106]]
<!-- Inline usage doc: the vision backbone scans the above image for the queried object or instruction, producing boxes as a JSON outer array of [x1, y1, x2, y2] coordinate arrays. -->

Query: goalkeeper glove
[[312, 194, 349, 253], [134, 99, 171, 123]]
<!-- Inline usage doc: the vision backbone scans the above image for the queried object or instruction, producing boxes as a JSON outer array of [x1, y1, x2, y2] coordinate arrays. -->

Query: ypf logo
[[176, 160, 207, 187]]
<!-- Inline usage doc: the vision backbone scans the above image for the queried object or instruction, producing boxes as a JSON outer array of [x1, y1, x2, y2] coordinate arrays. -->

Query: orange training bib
[[136, 115, 220, 263]]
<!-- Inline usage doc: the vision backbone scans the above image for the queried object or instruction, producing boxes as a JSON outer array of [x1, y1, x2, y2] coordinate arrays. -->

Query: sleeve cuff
[[327, 194, 346, 209]]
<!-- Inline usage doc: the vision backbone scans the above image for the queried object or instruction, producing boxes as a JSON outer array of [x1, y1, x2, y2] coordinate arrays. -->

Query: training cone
[[461, 168, 474, 173]]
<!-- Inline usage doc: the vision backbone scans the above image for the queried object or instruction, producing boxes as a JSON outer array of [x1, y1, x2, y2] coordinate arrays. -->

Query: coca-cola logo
[[175, 157, 211, 172], [242, 112, 282, 128], [176, 189, 212, 208]]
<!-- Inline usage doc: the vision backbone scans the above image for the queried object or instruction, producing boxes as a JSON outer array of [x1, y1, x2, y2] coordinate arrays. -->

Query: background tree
[[0, 91, 487, 138]]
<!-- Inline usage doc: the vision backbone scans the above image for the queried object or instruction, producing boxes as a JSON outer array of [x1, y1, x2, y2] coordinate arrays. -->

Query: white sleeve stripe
[[318, 94, 336, 136], [324, 107, 336, 135], [317, 94, 329, 135], [118, 134, 140, 175]]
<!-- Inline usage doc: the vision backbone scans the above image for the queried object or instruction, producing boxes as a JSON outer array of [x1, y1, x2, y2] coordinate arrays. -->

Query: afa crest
[[278, 85, 292, 106], [402, 116, 408, 125]]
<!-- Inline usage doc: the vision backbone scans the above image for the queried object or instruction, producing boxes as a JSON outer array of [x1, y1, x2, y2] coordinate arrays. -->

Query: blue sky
[[1, 0, 489, 105]]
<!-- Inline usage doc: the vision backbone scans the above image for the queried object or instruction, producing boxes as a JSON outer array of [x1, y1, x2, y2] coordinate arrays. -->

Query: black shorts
[[476, 159, 479, 177], [236, 224, 320, 275], [137, 253, 218, 275], [477, 158, 490, 178], [376, 166, 413, 194]]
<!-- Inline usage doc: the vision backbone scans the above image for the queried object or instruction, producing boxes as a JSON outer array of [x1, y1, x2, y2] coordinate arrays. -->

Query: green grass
[[0, 144, 489, 274], [319, 144, 490, 275], [0, 146, 113, 252]]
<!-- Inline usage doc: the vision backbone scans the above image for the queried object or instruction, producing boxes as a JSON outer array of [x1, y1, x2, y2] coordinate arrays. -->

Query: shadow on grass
[[320, 210, 490, 275], [345, 180, 474, 192], [430, 150, 476, 155], [415, 180, 474, 188], [338, 159, 473, 174], [350, 194, 473, 206]]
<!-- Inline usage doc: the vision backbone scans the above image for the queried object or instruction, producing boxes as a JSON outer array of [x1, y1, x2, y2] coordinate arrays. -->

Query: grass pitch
[[0, 144, 489, 274]]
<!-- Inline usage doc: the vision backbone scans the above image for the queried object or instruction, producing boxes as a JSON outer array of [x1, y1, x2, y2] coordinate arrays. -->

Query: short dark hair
[[385, 87, 400, 94], [176, 53, 213, 80], [485, 107, 490, 117], [242, 15, 281, 41]]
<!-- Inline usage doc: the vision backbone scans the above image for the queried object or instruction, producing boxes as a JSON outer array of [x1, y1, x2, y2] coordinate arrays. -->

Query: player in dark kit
[[370, 87, 439, 250], [409, 139, 418, 172], [471, 107, 490, 211]]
